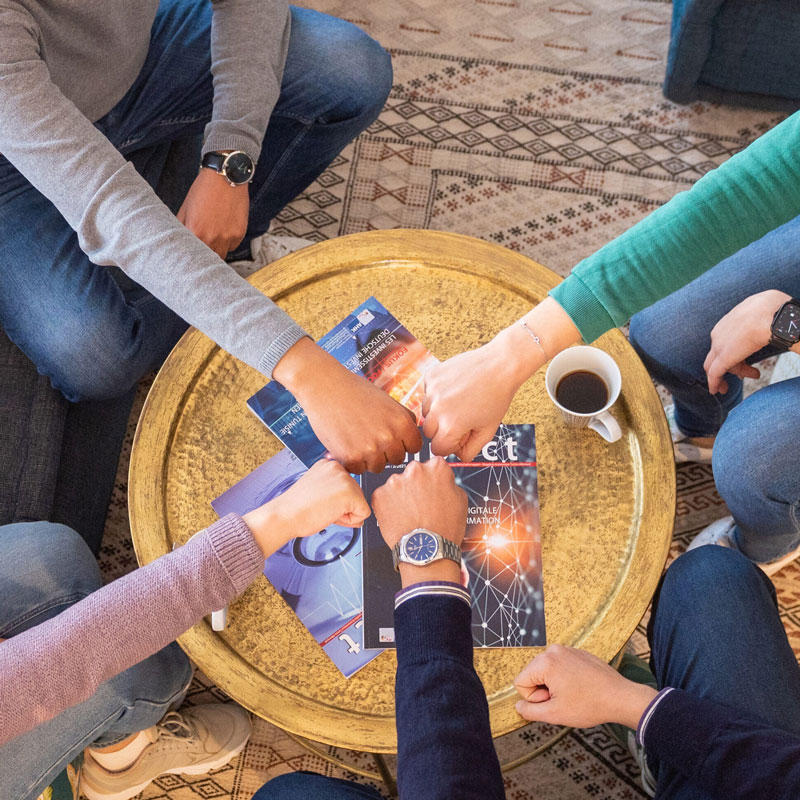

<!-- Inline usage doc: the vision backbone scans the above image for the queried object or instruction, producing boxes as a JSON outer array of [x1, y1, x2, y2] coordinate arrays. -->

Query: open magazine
[[211, 450, 379, 678], [247, 296, 437, 467], [360, 425, 545, 650]]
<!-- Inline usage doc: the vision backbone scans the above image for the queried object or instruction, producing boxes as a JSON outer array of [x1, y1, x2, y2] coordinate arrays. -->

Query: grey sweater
[[0, 0, 307, 377], [0, 513, 265, 745]]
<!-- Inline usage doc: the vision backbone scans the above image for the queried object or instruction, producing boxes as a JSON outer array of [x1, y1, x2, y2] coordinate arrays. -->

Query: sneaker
[[81, 705, 251, 800], [664, 404, 713, 464], [687, 515, 800, 576], [603, 654, 658, 798], [228, 234, 313, 277]]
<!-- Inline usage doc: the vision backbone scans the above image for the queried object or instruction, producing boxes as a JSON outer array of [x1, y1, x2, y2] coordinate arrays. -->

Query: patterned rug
[[96, 1, 798, 798]]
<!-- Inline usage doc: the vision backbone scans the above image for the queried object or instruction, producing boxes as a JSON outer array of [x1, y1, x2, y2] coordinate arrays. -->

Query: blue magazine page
[[247, 297, 438, 467], [361, 424, 545, 650], [211, 450, 379, 678]]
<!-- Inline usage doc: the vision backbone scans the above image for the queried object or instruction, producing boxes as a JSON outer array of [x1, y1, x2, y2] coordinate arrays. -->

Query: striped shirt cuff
[[637, 687, 674, 747], [395, 581, 471, 610]]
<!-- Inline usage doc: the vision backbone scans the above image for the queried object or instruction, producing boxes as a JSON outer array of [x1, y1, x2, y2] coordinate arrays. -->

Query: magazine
[[211, 449, 379, 678], [247, 296, 438, 467], [361, 425, 546, 651]]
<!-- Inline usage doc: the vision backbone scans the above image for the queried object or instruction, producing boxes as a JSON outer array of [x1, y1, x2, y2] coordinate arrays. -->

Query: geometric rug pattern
[[96, 0, 795, 797]]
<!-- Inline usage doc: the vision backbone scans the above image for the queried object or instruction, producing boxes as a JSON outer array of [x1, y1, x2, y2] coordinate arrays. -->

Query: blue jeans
[[0, 522, 193, 800], [253, 548, 800, 800], [0, 0, 391, 403], [629, 214, 800, 562]]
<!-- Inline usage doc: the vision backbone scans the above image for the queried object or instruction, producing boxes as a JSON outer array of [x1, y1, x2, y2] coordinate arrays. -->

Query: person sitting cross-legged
[[255, 464, 800, 800], [0, 460, 370, 800]]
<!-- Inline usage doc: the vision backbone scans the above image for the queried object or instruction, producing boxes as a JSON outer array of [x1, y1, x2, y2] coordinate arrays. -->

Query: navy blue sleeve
[[393, 595, 504, 800], [644, 689, 800, 799]]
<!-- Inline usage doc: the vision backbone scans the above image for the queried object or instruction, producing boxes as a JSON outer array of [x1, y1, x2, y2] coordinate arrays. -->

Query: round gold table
[[129, 229, 675, 775]]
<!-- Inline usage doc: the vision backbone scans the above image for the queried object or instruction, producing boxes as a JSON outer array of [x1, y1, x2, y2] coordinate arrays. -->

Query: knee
[[712, 401, 773, 503], [43, 323, 143, 403], [0, 521, 101, 603], [305, 16, 393, 122], [253, 772, 322, 799], [662, 546, 761, 606], [629, 306, 668, 369]]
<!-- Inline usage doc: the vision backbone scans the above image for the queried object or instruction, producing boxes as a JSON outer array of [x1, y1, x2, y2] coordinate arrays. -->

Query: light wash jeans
[[629, 214, 800, 563], [0, 522, 192, 800]]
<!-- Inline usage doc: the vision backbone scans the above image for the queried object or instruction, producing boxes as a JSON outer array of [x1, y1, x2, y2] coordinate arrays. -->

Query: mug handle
[[589, 410, 622, 443]]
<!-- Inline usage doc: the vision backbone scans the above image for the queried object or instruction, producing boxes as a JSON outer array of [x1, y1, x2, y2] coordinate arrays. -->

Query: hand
[[243, 460, 370, 557], [177, 166, 250, 259], [514, 644, 657, 730], [422, 297, 581, 461], [273, 338, 423, 474], [372, 457, 468, 586], [704, 290, 790, 394]]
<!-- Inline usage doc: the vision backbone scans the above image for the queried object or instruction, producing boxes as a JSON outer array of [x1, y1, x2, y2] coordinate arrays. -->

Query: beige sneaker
[[228, 234, 313, 277], [687, 515, 800, 576], [81, 705, 251, 800]]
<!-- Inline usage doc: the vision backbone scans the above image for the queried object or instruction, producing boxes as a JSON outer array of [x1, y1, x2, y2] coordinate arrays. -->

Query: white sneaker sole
[[81, 737, 248, 800]]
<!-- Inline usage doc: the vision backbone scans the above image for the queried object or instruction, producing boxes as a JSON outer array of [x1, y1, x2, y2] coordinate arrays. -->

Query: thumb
[[456, 427, 496, 463], [729, 361, 760, 380], [515, 698, 558, 723]]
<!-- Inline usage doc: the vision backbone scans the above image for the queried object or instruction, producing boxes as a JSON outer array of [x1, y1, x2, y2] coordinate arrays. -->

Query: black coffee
[[556, 370, 608, 414]]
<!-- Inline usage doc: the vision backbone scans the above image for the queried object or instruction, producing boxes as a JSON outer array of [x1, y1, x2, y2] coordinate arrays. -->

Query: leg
[[254, 773, 385, 800], [712, 377, 800, 562], [629, 213, 800, 438], [230, 7, 393, 256], [0, 522, 192, 800], [647, 547, 800, 799], [0, 153, 188, 403]]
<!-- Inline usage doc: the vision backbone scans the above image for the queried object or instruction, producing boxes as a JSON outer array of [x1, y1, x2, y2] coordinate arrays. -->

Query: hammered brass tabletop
[[129, 229, 675, 753]]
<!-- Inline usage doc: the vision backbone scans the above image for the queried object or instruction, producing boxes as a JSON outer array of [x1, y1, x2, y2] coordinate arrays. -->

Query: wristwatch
[[769, 297, 800, 351], [201, 150, 255, 186], [392, 528, 461, 572]]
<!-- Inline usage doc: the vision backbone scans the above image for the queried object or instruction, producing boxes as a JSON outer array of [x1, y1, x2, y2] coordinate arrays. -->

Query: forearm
[[0, 514, 263, 745], [551, 111, 800, 343], [206, 0, 291, 159], [394, 596, 504, 800]]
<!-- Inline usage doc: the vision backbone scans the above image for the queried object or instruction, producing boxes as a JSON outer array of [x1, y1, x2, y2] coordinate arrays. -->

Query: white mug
[[545, 346, 622, 443]]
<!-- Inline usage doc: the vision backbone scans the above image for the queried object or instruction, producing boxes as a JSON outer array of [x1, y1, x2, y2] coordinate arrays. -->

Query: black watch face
[[224, 152, 254, 185], [774, 302, 800, 343]]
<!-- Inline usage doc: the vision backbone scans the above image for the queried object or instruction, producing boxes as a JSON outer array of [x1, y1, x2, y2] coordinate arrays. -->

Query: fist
[[371, 457, 468, 549], [270, 460, 371, 538]]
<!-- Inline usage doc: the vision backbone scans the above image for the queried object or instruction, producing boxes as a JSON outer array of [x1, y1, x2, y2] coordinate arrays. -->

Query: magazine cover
[[361, 425, 545, 650], [247, 297, 438, 467], [211, 449, 380, 678]]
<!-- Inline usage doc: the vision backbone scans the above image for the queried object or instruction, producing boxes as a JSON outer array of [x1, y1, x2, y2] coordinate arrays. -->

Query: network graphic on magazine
[[212, 297, 546, 678]]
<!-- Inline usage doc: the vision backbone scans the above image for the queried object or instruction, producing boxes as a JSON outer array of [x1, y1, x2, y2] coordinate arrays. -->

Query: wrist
[[242, 501, 294, 558], [399, 559, 463, 588], [610, 680, 659, 730], [271, 336, 324, 396]]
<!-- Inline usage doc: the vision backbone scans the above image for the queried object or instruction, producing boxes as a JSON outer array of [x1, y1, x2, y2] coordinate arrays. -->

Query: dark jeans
[[629, 215, 800, 562], [254, 548, 800, 800], [0, 0, 391, 405]]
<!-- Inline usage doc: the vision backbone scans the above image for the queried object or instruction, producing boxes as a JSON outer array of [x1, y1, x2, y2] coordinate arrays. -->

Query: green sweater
[[550, 111, 800, 343]]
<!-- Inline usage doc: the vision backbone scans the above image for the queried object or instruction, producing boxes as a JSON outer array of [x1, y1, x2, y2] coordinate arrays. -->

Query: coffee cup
[[545, 346, 622, 443]]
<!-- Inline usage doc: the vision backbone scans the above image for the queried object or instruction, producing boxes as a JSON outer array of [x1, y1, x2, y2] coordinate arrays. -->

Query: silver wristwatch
[[392, 527, 462, 572]]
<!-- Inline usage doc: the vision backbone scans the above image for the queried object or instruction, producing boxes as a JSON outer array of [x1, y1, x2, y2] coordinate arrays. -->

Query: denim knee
[[253, 773, 316, 799], [311, 19, 392, 122], [660, 546, 764, 610], [0, 521, 102, 638]]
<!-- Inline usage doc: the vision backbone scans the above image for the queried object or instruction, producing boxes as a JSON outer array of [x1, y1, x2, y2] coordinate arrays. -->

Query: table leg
[[371, 752, 398, 797]]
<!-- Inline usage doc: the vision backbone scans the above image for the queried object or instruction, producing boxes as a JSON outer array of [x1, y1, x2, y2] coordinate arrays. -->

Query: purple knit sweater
[[0, 513, 264, 746]]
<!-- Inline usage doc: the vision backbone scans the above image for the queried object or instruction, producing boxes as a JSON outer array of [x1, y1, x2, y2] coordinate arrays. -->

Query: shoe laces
[[156, 711, 200, 744]]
